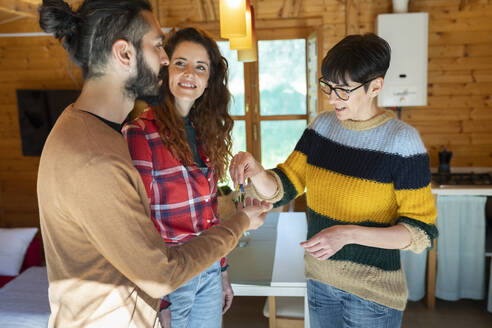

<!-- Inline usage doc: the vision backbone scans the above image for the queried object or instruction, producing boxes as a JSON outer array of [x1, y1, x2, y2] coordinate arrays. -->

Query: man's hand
[[238, 197, 273, 230], [221, 271, 234, 314]]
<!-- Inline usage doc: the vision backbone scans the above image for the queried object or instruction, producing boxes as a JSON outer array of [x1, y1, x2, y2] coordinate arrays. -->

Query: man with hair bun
[[36, 1, 272, 327]]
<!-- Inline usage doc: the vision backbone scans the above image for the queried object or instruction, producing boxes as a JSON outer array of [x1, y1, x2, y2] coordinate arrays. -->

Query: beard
[[124, 49, 165, 107]]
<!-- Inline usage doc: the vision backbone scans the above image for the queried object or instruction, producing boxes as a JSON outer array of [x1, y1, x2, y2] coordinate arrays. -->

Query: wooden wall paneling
[[429, 5, 492, 20], [467, 43, 492, 57], [473, 70, 492, 82], [0, 0, 37, 18], [421, 133, 472, 146], [405, 121, 462, 134], [429, 16, 492, 32], [428, 70, 474, 84], [0, 0, 492, 239], [0, 12, 16, 25], [150, 0, 162, 25], [470, 107, 492, 120], [256, 27, 313, 40], [429, 44, 465, 58], [427, 95, 490, 108], [428, 82, 492, 96], [345, 0, 360, 35], [462, 119, 492, 133], [256, 17, 324, 30], [0, 16, 39, 33], [0, 158, 40, 173], [429, 30, 492, 45], [471, 133, 492, 145], [278, 0, 303, 18], [401, 108, 472, 121], [428, 56, 492, 71]]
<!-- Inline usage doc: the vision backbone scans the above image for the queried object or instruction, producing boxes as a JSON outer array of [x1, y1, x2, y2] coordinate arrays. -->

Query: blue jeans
[[168, 261, 222, 328], [307, 279, 403, 328]]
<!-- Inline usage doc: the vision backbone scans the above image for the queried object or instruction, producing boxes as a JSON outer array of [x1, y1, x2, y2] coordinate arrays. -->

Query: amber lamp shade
[[229, 5, 252, 50], [219, 0, 247, 38]]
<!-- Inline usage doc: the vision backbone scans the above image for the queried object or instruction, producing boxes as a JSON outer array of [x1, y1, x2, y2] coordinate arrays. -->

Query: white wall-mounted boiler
[[377, 13, 428, 107]]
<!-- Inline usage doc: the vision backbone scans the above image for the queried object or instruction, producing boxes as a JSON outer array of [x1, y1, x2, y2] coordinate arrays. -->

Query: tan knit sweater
[[37, 106, 249, 328]]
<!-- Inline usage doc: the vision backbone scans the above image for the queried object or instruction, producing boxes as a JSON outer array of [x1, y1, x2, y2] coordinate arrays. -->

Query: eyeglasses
[[318, 78, 375, 101]]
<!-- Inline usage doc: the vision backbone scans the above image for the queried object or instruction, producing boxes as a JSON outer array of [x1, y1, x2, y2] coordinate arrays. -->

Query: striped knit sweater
[[267, 110, 437, 311]]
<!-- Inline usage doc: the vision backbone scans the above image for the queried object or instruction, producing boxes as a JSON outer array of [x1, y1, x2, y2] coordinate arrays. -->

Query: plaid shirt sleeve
[[122, 121, 153, 200]]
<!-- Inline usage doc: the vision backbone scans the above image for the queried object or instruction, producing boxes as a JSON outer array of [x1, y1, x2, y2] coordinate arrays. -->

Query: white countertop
[[431, 184, 492, 196]]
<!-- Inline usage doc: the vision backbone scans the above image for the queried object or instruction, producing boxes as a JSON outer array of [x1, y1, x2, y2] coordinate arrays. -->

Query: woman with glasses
[[230, 33, 437, 328]]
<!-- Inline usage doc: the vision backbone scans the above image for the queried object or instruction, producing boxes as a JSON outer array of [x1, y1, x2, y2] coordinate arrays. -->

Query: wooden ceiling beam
[[345, 0, 360, 35], [279, 0, 303, 18], [293, 0, 303, 17], [178, 16, 323, 33], [204, 0, 216, 21], [279, 0, 294, 18], [194, 0, 216, 22], [150, 0, 162, 25], [0, 0, 38, 18], [195, 0, 205, 21]]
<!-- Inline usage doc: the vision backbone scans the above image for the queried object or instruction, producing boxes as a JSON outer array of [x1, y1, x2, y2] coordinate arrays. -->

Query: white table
[[228, 212, 309, 328]]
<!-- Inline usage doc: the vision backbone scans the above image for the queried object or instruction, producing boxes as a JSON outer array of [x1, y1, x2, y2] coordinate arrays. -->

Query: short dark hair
[[38, 0, 153, 79], [321, 33, 391, 90]]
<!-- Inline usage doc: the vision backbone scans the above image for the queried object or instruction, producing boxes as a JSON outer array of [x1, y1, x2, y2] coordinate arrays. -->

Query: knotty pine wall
[[0, 0, 491, 229]]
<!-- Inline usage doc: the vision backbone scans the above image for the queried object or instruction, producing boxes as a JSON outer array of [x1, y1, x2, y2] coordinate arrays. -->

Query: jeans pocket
[[367, 299, 389, 317]]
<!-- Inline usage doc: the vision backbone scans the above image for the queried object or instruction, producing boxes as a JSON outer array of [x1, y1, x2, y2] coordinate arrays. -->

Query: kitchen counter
[[431, 167, 492, 195], [431, 183, 492, 196], [426, 168, 492, 309]]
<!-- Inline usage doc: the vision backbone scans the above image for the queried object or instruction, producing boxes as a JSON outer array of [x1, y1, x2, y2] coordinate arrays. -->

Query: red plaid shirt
[[122, 109, 226, 268]]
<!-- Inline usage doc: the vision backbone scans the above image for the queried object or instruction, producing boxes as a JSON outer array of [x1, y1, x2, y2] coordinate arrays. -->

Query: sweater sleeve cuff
[[248, 170, 284, 203], [399, 222, 431, 253]]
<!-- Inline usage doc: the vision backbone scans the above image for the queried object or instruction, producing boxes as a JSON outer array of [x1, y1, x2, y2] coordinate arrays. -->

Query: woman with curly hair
[[123, 27, 235, 328]]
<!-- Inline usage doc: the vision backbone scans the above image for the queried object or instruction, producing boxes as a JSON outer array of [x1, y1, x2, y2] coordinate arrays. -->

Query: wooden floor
[[223, 296, 492, 328]]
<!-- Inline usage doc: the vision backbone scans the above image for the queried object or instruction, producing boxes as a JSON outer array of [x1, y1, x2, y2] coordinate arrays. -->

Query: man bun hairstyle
[[38, 0, 80, 46], [321, 33, 391, 90], [38, 0, 153, 79]]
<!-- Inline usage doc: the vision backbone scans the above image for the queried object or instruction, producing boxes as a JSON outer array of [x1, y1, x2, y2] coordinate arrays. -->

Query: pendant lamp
[[237, 6, 257, 62], [229, 1, 252, 50], [219, 0, 247, 38]]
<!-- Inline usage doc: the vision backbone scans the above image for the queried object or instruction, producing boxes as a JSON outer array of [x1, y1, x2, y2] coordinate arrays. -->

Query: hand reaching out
[[237, 197, 272, 230], [229, 151, 265, 189]]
